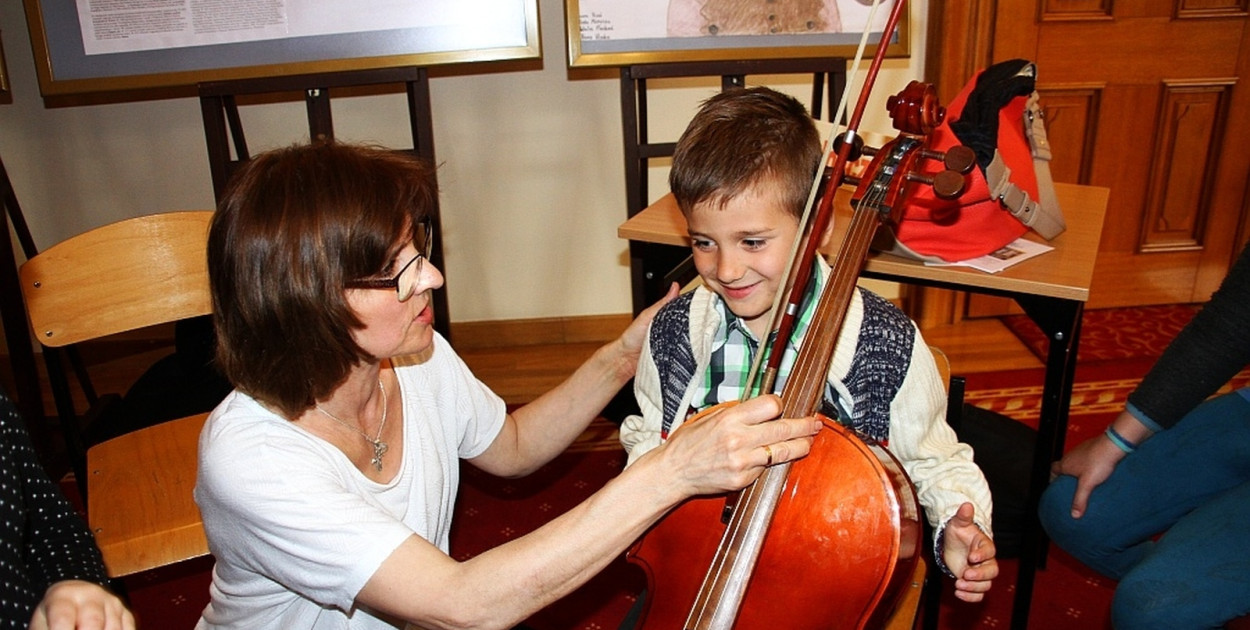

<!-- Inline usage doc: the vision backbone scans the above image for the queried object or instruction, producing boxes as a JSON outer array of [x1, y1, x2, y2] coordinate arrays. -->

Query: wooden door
[[918, 0, 1250, 325]]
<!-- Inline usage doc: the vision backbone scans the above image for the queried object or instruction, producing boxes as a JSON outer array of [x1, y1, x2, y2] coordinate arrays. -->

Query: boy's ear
[[817, 219, 836, 250]]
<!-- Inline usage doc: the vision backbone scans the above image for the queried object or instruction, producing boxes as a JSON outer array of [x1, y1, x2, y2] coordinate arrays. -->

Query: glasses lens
[[394, 218, 433, 302], [417, 219, 434, 260], [396, 256, 421, 302]]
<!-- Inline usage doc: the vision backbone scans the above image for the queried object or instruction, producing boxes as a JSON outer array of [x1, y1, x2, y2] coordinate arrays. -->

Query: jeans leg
[[1111, 479, 1250, 630], [1040, 391, 1250, 579]]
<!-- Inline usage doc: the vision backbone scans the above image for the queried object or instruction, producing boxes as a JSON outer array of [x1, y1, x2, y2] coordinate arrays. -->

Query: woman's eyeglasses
[[346, 218, 434, 302]]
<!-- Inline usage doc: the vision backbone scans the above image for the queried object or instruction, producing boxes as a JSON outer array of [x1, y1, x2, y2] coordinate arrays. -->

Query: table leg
[[1010, 295, 1084, 630], [630, 241, 694, 316]]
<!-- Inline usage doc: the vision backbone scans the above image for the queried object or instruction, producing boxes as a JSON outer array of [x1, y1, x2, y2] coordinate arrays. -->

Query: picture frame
[[565, 0, 907, 68], [22, 0, 541, 97]]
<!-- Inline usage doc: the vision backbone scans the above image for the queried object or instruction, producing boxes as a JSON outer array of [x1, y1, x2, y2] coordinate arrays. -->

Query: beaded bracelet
[[1104, 426, 1137, 454]]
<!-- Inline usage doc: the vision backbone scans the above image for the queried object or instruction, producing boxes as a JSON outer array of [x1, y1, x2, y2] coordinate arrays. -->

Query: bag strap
[[984, 91, 1066, 239]]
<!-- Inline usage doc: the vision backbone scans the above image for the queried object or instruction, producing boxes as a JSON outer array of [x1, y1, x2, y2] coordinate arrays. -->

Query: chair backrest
[[930, 345, 951, 392], [20, 211, 213, 348]]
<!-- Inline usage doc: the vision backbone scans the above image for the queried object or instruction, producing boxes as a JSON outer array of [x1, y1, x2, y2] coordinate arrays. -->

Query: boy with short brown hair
[[621, 86, 999, 600]]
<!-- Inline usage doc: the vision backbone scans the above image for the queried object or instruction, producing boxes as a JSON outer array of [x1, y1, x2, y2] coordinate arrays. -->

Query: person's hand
[[940, 502, 998, 603], [1049, 432, 1125, 519], [29, 580, 135, 630], [1050, 409, 1152, 519], [654, 395, 820, 496], [615, 282, 681, 374]]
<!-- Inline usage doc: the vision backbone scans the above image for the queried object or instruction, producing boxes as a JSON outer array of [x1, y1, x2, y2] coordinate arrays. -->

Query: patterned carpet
[[1001, 304, 1201, 364], [120, 305, 1250, 629]]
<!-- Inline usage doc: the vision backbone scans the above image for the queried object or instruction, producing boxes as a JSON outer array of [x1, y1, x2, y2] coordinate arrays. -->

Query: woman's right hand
[[653, 395, 821, 497]]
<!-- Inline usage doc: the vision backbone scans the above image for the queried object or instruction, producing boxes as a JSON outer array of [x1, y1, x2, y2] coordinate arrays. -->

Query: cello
[[625, 2, 976, 626]]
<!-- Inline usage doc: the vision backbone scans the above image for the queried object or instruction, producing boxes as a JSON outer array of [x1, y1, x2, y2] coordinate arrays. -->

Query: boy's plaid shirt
[[693, 262, 825, 412]]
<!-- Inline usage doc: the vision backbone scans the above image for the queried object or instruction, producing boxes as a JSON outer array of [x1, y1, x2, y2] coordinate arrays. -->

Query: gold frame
[[564, 0, 908, 68], [22, 0, 541, 97]]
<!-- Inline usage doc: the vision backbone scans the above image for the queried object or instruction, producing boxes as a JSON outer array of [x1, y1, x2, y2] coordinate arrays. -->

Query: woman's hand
[[1050, 410, 1151, 518], [612, 283, 681, 380], [1049, 433, 1124, 519], [652, 395, 820, 496], [29, 580, 135, 630]]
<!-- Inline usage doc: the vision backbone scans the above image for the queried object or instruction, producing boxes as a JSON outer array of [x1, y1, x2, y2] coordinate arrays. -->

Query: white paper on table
[[923, 238, 1054, 274]]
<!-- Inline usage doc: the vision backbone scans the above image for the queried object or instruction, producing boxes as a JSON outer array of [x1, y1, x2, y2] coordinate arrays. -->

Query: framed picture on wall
[[23, 0, 540, 97], [565, 0, 907, 68]]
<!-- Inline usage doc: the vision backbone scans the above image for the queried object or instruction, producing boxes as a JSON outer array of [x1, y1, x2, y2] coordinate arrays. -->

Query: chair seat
[[883, 558, 927, 630], [87, 413, 210, 577]]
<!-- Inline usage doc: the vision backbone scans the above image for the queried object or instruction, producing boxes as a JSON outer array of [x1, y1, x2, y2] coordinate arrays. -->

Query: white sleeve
[[887, 328, 994, 543], [420, 334, 507, 459], [620, 321, 665, 467]]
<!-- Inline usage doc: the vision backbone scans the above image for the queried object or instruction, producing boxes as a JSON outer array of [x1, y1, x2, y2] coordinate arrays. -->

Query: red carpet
[[118, 305, 1250, 628], [1001, 304, 1201, 363], [452, 420, 642, 629]]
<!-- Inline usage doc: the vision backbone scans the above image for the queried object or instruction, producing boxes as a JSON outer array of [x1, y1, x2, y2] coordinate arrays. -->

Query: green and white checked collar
[[695, 261, 827, 411]]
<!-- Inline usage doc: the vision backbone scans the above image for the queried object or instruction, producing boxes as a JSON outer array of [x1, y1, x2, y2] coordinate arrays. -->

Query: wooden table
[[619, 182, 1110, 630]]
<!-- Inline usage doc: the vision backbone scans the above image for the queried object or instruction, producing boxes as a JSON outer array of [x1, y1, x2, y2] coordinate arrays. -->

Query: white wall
[[0, 0, 925, 324]]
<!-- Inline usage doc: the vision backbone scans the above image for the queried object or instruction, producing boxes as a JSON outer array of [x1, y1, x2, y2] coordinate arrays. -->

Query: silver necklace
[[316, 379, 389, 471]]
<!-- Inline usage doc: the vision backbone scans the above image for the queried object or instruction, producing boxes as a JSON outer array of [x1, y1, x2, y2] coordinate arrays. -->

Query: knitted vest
[[651, 288, 913, 443]]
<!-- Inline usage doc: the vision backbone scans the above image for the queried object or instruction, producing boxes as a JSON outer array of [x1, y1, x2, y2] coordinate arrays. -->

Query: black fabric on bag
[[954, 403, 1036, 559], [948, 58, 1036, 172]]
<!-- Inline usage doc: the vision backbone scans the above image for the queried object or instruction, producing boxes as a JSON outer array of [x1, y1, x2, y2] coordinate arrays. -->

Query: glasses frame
[[345, 217, 434, 302]]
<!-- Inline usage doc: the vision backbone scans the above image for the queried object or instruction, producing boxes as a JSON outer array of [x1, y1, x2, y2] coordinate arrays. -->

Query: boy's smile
[[686, 181, 801, 340]]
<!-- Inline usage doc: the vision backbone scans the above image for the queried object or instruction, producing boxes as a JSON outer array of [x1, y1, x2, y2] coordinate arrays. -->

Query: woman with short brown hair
[[195, 140, 819, 629]]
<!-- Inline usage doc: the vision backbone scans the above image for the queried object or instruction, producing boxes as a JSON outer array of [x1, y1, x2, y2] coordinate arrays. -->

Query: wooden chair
[[883, 345, 961, 630], [20, 211, 215, 577], [884, 559, 929, 630]]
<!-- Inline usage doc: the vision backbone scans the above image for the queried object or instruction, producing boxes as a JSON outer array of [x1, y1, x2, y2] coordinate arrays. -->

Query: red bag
[[873, 59, 1066, 263]]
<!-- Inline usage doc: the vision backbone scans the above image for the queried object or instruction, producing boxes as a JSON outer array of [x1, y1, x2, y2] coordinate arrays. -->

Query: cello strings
[[700, 196, 889, 628], [698, 2, 897, 626]]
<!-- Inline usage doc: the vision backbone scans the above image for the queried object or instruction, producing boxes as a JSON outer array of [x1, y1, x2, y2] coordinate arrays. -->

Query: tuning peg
[[918, 144, 976, 174], [904, 169, 965, 200], [831, 132, 865, 162], [905, 144, 976, 199]]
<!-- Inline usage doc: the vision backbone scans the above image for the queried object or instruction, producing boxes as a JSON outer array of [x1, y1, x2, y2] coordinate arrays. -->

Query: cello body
[[627, 410, 922, 630]]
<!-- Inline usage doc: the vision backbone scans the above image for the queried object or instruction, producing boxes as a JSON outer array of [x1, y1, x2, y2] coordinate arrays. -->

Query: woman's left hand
[[614, 282, 680, 375], [29, 580, 135, 630], [941, 502, 999, 603]]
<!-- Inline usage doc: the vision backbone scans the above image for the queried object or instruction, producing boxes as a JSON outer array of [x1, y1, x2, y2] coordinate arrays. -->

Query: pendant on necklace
[[369, 440, 389, 471]]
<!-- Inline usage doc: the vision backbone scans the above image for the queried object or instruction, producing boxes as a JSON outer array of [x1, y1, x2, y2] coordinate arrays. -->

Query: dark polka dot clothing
[[0, 388, 110, 627]]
